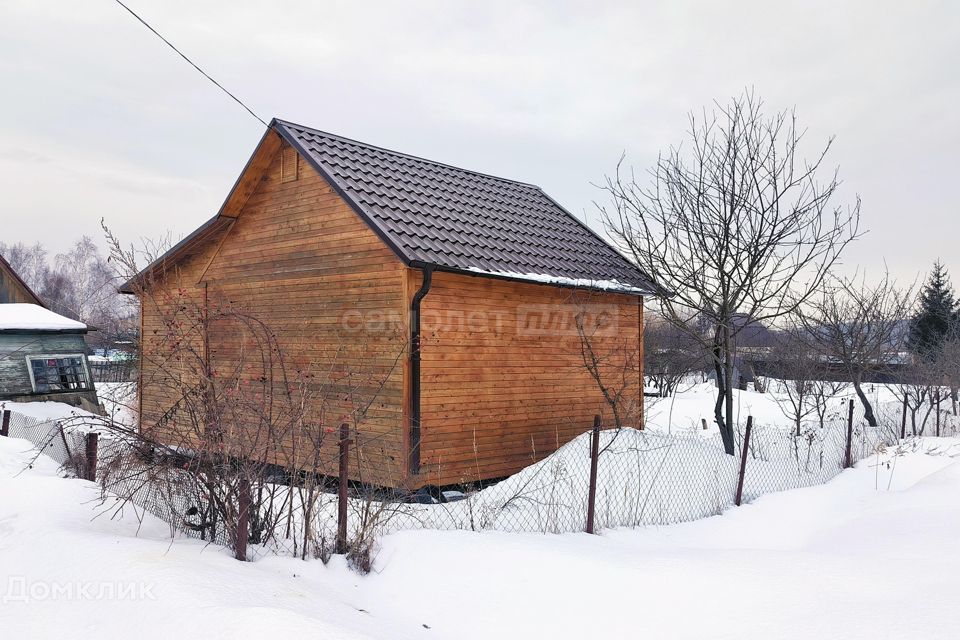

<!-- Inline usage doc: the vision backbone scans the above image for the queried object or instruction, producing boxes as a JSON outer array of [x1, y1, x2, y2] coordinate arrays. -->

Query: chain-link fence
[[1, 410, 87, 473], [2, 394, 959, 561]]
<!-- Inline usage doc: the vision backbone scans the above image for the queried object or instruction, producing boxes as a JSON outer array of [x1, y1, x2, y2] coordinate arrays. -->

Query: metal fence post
[[900, 394, 908, 440], [0, 410, 9, 437], [58, 423, 73, 463], [936, 393, 942, 437], [84, 432, 99, 482], [844, 399, 854, 469], [735, 416, 753, 506], [336, 423, 351, 554], [586, 415, 601, 534], [235, 476, 250, 562]]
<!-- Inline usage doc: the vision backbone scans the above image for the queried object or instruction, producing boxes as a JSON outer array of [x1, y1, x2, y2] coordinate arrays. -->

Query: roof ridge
[[273, 118, 544, 191]]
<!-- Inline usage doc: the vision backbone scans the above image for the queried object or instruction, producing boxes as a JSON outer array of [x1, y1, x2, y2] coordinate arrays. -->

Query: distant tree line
[[0, 237, 134, 351], [643, 260, 960, 436]]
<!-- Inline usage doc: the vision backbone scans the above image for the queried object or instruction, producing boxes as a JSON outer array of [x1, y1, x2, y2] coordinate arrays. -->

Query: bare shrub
[[94, 222, 417, 565]]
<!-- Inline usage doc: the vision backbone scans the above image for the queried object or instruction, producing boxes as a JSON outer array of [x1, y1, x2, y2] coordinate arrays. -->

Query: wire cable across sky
[[111, 0, 268, 127]]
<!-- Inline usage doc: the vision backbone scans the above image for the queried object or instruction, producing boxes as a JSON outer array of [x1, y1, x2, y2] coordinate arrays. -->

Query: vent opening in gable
[[281, 145, 299, 182]]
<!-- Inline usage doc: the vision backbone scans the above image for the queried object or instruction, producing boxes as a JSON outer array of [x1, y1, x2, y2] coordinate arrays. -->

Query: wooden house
[[121, 120, 653, 488]]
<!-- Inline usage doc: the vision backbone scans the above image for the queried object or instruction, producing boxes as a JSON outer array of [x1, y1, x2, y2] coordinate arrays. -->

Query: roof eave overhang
[[118, 125, 284, 295], [118, 215, 230, 294], [409, 261, 652, 297], [0, 328, 88, 335]]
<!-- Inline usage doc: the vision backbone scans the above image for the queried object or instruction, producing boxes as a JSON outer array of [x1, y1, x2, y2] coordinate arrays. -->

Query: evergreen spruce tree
[[907, 261, 960, 360]]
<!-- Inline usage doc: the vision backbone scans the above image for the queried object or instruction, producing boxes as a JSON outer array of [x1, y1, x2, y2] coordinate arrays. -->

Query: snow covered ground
[[644, 380, 904, 435], [2, 381, 958, 637], [2, 429, 960, 638], [1, 381, 135, 427], [95, 381, 136, 427]]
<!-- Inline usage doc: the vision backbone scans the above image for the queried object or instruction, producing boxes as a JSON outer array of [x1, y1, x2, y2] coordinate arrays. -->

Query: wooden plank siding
[[0, 259, 43, 305], [413, 269, 643, 486], [138, 226, 228, 457], [139, 141, 408, 487]]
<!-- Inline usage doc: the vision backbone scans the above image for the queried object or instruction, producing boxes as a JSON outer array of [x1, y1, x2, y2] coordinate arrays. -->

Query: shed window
[[27, 355, 91, 393]]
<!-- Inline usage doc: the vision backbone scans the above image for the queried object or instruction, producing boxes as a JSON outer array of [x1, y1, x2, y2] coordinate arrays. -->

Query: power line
[[112, 0, 267, 127]]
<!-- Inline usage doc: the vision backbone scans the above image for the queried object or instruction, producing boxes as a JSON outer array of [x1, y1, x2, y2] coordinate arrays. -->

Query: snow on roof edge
[[465, 267, 650, 294], [0, 304, 87, 332]]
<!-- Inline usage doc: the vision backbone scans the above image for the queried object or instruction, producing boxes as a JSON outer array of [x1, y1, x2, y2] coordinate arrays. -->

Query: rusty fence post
[[0, 410, 9, 437], [84, 432, 99, 482], [58, 423, 72, 463], [734, 416, 753, 507], [900, 394, 908, 440], [586, 415, 601, 534], [235, 475, 251, 562], [844, 399, 854, 469], [936, 393, 942, 437], [336, 423, 351, 554]]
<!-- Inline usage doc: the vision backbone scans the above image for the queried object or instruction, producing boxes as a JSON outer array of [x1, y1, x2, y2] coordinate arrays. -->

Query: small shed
[[122, 119, 654, 487], [0, 304, 100, 412]]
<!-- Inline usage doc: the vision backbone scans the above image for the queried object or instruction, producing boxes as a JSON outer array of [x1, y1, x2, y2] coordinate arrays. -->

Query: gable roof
[[122, 119, 655, 296], [275, 120, 653, 295], [0, 254, 45, 307]]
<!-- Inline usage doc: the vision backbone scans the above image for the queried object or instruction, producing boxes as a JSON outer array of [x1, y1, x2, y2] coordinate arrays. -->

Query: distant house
[[121, 119, 653, 487], [0, 254, 101, 412], [0, 304, 100, 412]]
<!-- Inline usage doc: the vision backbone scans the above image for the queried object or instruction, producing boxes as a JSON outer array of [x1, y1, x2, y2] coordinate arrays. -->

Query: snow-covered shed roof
[[0, 304, 87, 333]]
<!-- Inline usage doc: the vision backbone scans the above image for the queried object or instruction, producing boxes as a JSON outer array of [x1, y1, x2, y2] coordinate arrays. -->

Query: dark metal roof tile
[[275, 120, 655, 294]]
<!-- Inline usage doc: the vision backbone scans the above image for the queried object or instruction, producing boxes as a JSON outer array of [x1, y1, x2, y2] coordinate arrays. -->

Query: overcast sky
[[0, 1, 957, 284]]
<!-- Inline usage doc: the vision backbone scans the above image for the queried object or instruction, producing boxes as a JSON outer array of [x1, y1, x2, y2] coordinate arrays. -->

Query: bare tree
[[597, 92, 861, 453], [572, 293, 642, 429], [48, 238, 118, 322], [1, 236, 129, 347], [0, 241, 49, 286], [808, 378, 849, 431], [101, 218, 175, 282], [769, 321, 849, 431], [893, 360, 954, 437], [768, 331, 820, 435], [937, 335, 960, 415], [799, 273, 914, 427], [892, 375, 926, 437], [643, 317, 708, 397]]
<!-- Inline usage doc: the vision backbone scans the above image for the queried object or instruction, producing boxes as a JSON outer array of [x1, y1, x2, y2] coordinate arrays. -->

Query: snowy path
[[1, 434, 959, 639]]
